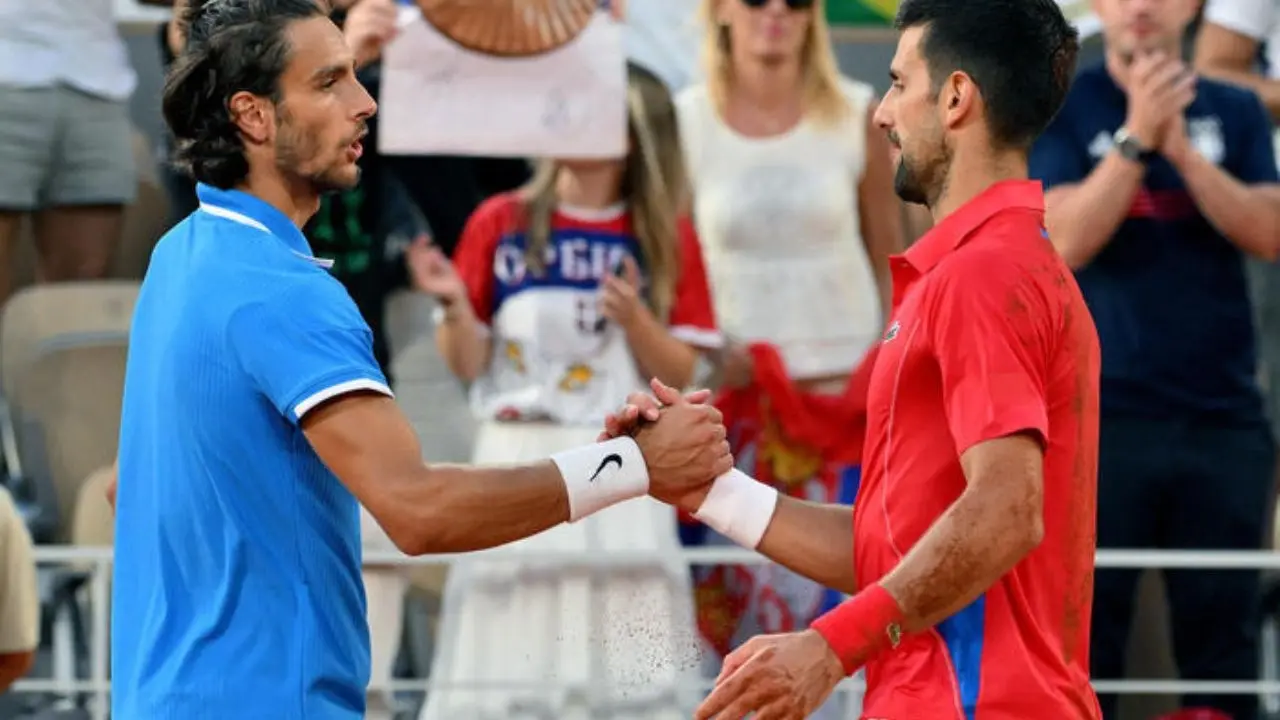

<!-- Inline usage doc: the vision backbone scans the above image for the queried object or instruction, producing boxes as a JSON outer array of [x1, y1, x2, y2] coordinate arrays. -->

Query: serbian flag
[[678, 342, 878, 657]]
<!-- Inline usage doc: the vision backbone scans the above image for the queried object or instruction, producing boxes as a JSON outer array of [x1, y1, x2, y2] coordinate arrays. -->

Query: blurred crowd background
[[1, 0, 1280, 719]]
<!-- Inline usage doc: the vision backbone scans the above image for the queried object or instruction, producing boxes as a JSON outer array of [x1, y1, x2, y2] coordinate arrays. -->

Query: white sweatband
[[551, 437, 650, 522], [694, 469, 779, 549]]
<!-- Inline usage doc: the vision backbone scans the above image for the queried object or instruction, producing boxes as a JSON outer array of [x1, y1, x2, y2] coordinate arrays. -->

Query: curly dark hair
[[896, 0, 1080, 149], [162, 0, 326, 189]]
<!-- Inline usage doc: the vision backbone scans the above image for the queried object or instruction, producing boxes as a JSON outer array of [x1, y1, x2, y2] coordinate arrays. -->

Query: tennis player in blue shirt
[[109, 2, 732, 718]]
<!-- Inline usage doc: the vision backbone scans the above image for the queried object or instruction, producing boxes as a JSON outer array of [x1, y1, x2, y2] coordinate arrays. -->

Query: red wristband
[[810, 584, 905, 676]]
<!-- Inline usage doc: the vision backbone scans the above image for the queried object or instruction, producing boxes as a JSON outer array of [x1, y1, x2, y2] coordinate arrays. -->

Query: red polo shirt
[[848, 180, 1101, 719]]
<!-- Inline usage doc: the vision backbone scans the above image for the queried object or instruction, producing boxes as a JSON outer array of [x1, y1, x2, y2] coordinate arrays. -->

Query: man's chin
[[893, 181, 928, 207], [315, 167, 362, 194]]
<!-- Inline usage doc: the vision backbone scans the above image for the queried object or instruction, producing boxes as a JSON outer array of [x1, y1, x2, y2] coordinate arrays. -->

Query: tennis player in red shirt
[[601, 1, 1101, 718]]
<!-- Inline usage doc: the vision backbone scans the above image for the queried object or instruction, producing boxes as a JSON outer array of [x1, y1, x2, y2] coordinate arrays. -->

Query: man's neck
[[728, 55, 804, 111], [931, 149, 1028, 222], [236, 168, 321, 228]]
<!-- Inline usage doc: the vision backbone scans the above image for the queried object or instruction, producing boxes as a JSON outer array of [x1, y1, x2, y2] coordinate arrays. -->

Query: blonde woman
[[675, 0, 903, 713], [408, 64, 720, 720]]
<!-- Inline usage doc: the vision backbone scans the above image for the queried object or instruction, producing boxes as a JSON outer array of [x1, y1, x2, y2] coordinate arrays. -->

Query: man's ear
[[228, 91, 275, 145]]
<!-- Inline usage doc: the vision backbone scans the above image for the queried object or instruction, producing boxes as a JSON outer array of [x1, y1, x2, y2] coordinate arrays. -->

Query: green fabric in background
[[825, 0, 896, 27]]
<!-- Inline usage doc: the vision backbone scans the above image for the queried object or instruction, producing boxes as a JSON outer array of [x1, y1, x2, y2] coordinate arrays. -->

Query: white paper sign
[[378, 6, 627, 159]]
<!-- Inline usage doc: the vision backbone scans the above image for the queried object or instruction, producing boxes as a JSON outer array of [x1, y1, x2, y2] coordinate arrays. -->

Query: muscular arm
[[879, 434, 1044, 631], [302, 391, 566, 555], [858, 105, 904, 313], [1170, 150, 1280, 260], [1043, 153, 1147, 269], [1195, 23, 1280, 121]]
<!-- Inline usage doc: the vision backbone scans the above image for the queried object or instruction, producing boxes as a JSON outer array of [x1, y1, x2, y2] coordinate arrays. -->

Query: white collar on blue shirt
[[194, 184, 335, 270]]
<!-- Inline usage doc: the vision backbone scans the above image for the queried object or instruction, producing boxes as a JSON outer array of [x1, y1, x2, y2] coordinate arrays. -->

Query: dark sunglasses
[[740, 0, 815, 9]]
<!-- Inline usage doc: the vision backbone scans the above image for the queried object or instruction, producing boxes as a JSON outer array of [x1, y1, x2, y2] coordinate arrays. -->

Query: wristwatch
[[1112, 127, 1152, 163]]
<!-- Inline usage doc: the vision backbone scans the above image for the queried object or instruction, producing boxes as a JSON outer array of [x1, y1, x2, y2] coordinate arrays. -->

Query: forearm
[[1045, 154, 1146, 269], [385, 434, 655, 555], [433, 301, 492, 382], [680, 471, 856, 593], [622, 312, 698, 389], [756, 496, 857, 595], [1172, 151, 1280, 260], [397, 460, 570, 554], [878, 486, 1041, 633]]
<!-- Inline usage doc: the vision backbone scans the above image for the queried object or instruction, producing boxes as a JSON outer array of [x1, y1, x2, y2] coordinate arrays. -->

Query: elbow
[[1256, 220, 1280, 262], [382, 505, 456, 557], [386, 520, 457, 557], [1050, 235, 1092, 270], [386, 524, 434, 557], [1021, 512, 1045, 555], [1255, 243, 1280, 263]]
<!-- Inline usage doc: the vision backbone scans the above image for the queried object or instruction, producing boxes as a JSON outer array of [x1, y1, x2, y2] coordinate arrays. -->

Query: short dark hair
[[896, 0, 1079, 149], [162, 0, 326, 189]]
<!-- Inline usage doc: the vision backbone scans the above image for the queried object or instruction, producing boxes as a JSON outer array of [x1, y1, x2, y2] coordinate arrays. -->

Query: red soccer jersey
[[852, 181, 1102, 719]]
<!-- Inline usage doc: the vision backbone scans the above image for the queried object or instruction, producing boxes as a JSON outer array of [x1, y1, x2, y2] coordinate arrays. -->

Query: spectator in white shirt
[[0, 0, 137, 304]]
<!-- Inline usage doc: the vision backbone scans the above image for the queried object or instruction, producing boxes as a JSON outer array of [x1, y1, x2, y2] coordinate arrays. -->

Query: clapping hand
[[599, 255, 648, 330], [406, 235, 467, 307]]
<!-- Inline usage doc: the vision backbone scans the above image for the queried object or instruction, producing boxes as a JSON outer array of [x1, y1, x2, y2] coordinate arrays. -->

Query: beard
[[275, 116, 362, 194], [893, 156, 929, 206], [892, 139, 950, 208]]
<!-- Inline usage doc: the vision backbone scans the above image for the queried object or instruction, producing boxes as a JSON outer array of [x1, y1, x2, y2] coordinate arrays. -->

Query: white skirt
[[418, 421, 701, 720]]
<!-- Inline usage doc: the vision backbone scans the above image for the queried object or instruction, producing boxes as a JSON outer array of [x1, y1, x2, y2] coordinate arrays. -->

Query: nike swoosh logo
[[589, 453, 623, 482]]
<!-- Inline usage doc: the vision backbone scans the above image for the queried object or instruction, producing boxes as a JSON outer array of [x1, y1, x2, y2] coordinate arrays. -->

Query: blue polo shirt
[[1030, 64, 1278, 419], [112, 184, 392, 719]]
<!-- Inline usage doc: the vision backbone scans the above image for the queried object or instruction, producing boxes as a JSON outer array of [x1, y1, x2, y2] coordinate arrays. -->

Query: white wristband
[[694, 469, 779, 549], [551, 437, 650, 522]]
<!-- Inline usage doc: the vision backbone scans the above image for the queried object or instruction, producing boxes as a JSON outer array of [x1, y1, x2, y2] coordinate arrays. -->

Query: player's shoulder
[[228, 268, 367, 340], [938, 226, 1068, 306]]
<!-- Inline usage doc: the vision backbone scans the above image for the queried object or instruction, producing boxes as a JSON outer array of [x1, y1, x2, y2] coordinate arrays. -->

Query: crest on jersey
[[1189, 116, 1225, 166], [883, 321, 901, 343]]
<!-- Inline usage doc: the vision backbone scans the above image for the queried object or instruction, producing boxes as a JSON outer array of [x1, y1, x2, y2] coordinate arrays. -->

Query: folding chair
[[0, 281, 138, 712]]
